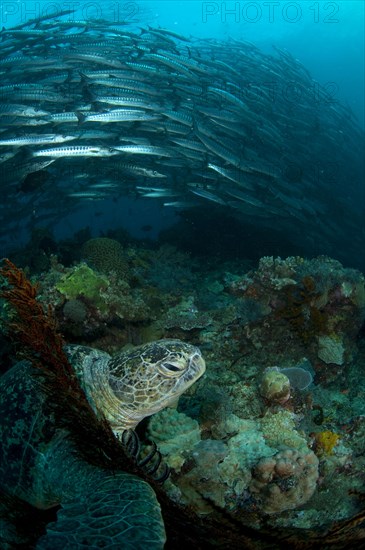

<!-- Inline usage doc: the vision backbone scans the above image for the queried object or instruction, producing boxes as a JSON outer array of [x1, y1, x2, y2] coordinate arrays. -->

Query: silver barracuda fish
[[0, 9, 362, 262]]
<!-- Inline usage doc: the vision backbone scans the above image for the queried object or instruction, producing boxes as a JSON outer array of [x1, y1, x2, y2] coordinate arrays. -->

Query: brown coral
[[82, 237, 129, 278], [275, 276, 329, 344]]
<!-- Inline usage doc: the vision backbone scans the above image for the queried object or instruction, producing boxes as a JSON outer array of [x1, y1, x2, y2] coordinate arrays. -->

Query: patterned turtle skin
[[0, 339, 205, 548], [69, 339, 206, 433]]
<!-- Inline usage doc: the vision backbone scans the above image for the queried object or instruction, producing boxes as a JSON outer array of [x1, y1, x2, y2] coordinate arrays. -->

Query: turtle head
[[106, 339, 205, 431], [153, 339, 206, 399]]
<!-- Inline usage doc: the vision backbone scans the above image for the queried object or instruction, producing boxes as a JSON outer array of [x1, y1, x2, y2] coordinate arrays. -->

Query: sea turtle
[[0, 339, 206, 548]]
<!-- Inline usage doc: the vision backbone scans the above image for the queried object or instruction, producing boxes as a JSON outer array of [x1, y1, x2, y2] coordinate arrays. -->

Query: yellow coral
[[314, 430, 340, 455]]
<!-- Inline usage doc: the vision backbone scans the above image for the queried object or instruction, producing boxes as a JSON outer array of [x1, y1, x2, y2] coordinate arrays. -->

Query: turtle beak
[[185, 351, 206, 384]]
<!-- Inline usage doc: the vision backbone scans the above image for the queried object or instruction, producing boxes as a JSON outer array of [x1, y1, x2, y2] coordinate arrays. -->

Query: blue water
[[152, 0, 364, 127]]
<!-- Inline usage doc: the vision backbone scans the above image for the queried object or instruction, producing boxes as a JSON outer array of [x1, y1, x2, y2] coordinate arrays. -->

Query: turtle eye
[[157, 354, 186, 377], [163, 363, 181, 372]]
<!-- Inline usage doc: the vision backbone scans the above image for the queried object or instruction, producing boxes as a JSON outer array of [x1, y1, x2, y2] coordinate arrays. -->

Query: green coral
[[55, 264, 109, 311], [147, 408, 201, 471], [223, 416, 275, 469]]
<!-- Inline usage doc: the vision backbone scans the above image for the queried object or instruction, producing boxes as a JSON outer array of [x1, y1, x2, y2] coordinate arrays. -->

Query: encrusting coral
[[147, 408, 201, 471], [260, 410, 308, 450]]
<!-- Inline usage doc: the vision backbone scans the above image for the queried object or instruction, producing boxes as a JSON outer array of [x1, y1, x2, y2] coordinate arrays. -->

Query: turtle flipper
[[36, 472, 165, 549]]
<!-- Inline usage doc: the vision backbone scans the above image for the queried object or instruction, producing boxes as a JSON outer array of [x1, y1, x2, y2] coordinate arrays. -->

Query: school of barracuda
[[0, 10, 364, 256]]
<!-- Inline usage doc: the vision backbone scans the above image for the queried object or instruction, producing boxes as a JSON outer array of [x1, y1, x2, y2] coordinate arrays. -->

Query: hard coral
[[164, 296, 212, 332], [147, 408, 201, 471], [260, 410, 308, 450], [249, 448, 319, 513], [260, 367, 291, 404], [82, 237, 129, 278], [275, 276, 329, 345], [63, 298, 87, 324]]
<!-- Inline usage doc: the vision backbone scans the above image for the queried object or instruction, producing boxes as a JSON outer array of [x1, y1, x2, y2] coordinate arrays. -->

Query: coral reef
[[260, 410, 308, 450], [163, 296, 212, 333], [249, 448, 319, 514], [260, 368, 291, 404], [223, 416, 275, 470], [216, 416, 275, 500], [2, 249, 365, 541], [145, 404, 320, 517], [81, 237, 129, 278], [177, 439, 229, 512], [313, 430, 341, 456], [147, 408, 201, 471], [41, 261, 154, 348], [56, 263, 110, 311], [226, 256, 365, 379], [145, 244, 197, 293]]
